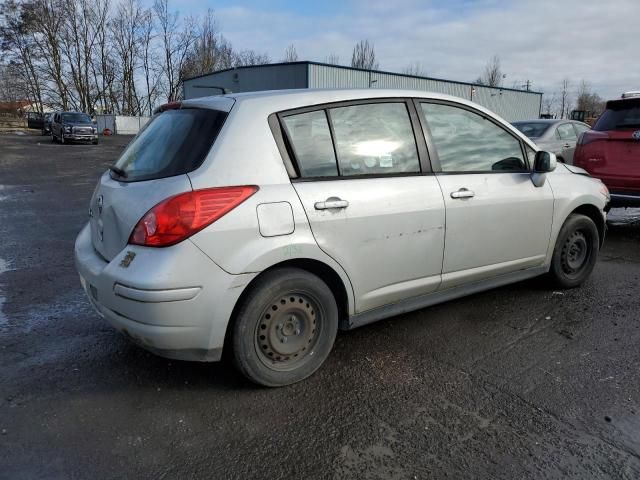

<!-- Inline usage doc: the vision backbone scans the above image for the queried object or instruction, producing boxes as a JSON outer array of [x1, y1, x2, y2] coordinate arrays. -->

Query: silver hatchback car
[[75, 89, 609, 386]]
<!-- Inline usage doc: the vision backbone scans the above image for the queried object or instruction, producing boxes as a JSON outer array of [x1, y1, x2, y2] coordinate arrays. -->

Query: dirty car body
[[75, 89, 609, 386]]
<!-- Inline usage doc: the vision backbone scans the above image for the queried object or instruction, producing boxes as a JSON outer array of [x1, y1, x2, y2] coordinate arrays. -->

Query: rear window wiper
[[109, 165, 128, 178]]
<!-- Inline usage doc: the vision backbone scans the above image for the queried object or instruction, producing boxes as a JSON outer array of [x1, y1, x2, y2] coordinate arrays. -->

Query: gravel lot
[[1, 133, 639, 479]]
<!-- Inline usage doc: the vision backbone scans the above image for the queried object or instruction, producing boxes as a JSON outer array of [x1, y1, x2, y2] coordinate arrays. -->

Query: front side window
[[282, 110, 338, 178], [329, 103, 420, 176], [557, 123, 577, 140], [421, 103, 526, 172]]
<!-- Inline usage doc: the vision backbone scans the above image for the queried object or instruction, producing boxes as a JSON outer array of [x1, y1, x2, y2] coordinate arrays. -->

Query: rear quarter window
[[112, 108, 227, 182]]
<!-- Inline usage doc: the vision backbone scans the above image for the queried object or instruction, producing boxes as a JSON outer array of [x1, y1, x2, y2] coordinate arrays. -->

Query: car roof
[[184, 88, 500, 118]]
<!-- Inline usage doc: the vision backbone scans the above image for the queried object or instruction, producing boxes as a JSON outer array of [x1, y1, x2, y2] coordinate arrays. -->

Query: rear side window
[[329, 103, 420, 176], [594, 99, 640, 131], [282, 111, 338, 178], [112, 109, 227, 182]]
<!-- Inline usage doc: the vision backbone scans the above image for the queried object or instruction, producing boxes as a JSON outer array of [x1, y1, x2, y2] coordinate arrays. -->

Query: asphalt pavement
[[1, 133, 639, 479]]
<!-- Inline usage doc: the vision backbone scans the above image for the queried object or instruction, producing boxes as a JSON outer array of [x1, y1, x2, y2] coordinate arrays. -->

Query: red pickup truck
[[574, 93, 640, 207]]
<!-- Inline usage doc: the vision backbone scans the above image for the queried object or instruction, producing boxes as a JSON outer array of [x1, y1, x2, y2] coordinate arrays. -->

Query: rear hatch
[[89, 103, 231, 261], [574, 98, 640, 192]]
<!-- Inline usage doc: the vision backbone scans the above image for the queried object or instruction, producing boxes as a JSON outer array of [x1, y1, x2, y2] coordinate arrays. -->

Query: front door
[[281, 101, 446, 313], [418, 101, 554, 289]]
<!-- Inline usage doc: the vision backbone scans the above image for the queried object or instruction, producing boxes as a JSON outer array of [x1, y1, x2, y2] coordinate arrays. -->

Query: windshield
[[62, 113, 91, 123], [512, 122, 551, 139], [594, 100, 640, 131], [111, 108, 227, 182]]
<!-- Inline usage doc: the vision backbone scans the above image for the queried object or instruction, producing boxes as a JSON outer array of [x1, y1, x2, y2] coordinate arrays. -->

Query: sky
[[172, 0, 639, 102]]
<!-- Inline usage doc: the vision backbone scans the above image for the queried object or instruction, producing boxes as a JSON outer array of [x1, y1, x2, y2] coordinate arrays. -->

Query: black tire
[[92, 139, 99, 145], [549, 213, 599, 288], [232, 268, 338, 387], [60, 132, 65, 144], [51, 133, 56, 143]]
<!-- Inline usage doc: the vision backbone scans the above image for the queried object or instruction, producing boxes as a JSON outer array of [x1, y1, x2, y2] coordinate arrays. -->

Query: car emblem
[[633, 130, 640, 140]]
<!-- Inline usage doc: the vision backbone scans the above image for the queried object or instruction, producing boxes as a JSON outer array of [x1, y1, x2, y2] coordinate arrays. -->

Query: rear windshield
[[111, 108, 227, 182], [512, 122, 550, 138], [594, 99, 640, 131], [62, 113, 91, 123]]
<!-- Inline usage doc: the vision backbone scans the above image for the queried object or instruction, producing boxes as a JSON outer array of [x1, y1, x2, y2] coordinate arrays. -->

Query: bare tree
[[542, 92, 557, 118], [325, 53, 340, 65], [559, 78, 571, 119], [575, 80, 604, 115], [480, 55, 503, 87], [154, 0, 196, 102], [110, 0, 147, 115], [138, 8, 160, 116], [233, 49, 270, 67], [351, 39, 378, 70], [283, 44, 298, 62], [402, 62, 426, 77], [0, 0, 45, 112]]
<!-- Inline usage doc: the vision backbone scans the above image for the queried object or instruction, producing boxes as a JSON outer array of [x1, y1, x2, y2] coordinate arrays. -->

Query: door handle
[[314, 198, 349, 210], [563, 143, 571, 149], [450, 188, 475, 199]]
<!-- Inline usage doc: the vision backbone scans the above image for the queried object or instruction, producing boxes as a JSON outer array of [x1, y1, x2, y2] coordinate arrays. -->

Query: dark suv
[[51, 111, 98, 145], [574, 93, 640, 207]]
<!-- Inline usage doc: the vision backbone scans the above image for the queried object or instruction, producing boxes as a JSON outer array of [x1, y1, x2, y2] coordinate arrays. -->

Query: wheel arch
[[222, 258, 353, 355], [569, 203, 606, 248]]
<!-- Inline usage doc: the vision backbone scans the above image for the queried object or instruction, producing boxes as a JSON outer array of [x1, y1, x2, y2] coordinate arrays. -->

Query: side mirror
[[534, 151, 557, 173]]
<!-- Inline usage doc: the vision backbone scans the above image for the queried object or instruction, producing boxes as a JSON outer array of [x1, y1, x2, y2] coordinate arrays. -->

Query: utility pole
[[522, 80, 532, 91]]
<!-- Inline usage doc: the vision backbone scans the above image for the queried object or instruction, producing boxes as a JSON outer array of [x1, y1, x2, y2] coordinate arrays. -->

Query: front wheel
[[549, 213, 599, 288], [232, 268, 338, 387]]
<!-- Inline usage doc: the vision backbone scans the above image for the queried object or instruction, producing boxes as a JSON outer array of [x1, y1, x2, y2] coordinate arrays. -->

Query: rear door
[[281, 100, 446, 313], [417, 101, 554, 289], [89, 105, 230, 260]]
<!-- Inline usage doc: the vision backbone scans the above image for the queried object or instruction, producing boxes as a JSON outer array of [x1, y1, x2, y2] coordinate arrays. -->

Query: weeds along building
[[183, 61, 542, 121]]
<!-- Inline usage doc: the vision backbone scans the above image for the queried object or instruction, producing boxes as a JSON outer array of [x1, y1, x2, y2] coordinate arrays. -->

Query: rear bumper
[[74, 223, 257, 361], [609, 192, 640, 208]]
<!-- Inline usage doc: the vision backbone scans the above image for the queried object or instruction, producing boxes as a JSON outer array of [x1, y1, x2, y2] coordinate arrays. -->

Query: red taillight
[[129, 186, 258, 247], [578, 130, 609, 146]]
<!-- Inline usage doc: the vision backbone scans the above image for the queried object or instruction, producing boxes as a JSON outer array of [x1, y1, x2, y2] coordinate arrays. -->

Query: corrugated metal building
[[183, 61, 542, 121]]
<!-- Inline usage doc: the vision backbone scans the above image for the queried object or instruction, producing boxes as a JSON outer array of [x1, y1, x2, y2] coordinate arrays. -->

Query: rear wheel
[[232, 268, 338, 387], [549, 213, 599, 288]]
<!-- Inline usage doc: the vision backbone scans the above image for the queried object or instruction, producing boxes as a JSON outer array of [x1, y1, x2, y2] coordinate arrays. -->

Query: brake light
[[578, 131, 609, 146], [129, 186, 258, 247]]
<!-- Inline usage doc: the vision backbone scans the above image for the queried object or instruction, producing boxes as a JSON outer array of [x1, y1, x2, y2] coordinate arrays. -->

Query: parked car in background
[[42, 112, 53, 136], [574, 92, 640, 207], [51, 111, 98, 144], [512, 119, 592, 164], [75, 89, 609, 387], [26, 111, 44, 130]]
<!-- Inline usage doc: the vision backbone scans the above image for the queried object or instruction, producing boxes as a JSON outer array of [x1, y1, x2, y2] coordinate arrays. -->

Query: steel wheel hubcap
[[255, 294, 318, 368], [562, 231, 589, 274]]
